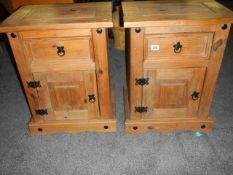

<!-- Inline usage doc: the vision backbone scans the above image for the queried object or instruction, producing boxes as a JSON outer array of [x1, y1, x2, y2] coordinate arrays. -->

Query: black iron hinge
[[27, 81, 41, 89], [135, 107, 148, 113], [135, 78, 149, 86], [35, 109, 48, 116]]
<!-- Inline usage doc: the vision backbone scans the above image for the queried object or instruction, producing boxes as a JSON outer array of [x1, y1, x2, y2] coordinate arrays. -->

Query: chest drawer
[[20, 30, 95, 72], [23, 36, 93, 60], [144, 32, 214, 60]]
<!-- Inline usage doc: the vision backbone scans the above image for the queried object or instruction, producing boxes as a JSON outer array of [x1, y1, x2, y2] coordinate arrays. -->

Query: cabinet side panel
[[125, 28, 130, 110], [198, 24, 231, 118], [128, 28, 144, 119], [7, 32, 39, 122], [92, 28, 112, 119]]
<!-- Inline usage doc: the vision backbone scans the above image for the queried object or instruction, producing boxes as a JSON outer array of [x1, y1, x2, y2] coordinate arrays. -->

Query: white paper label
[[151, 45, 160, 51]]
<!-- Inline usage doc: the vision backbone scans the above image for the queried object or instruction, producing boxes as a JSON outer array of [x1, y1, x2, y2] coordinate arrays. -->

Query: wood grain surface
[[122, 1, 233, 27], [0, 2, 113, 32]]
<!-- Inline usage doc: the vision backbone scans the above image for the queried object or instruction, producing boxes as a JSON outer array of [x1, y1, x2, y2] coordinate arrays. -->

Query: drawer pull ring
[[191, 91, 200, 100], [88, 94, 96, 103], [173, 42, 183, 53], [57, 46, 65, 56]]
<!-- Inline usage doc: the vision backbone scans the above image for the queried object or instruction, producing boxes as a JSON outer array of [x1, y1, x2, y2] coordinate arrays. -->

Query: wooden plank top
[[0, 2, 113, 32], [122, 1, 233, 27]]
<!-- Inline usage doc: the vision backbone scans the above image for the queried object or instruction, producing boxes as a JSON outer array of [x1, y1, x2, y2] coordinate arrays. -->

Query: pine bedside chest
[[122, 1, 233, 133], [0, 2, 116, 135]]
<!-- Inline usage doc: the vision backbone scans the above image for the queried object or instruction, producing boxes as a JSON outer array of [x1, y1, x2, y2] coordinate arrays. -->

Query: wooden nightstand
[[0, 2, 116, 135], [122, 1, 233, 133]]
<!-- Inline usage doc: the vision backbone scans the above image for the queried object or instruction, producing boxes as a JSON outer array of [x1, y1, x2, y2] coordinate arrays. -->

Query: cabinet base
[[125, 118, 213, 133], [29, 119, 117, 135]]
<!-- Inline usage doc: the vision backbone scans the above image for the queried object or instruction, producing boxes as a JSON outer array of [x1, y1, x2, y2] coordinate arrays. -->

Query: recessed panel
[[156, 81, 188, 108], [48, 82, 86, 111], [27, 7, 95, 20], [141, 3, 213, 17]]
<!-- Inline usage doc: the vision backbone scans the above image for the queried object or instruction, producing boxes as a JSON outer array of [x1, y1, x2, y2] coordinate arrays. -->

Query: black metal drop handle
[[173, 42, 183, 53], [57, 46, 65, 56], [88, 94, 96, 103], [191, 91, 200, 100]]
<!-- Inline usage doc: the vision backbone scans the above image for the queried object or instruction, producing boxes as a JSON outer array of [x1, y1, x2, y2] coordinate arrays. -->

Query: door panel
[[33, 70, 99, 120], [142, 68, 206, 119]]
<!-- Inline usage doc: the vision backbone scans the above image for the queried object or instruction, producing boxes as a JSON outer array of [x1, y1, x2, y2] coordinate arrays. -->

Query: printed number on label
[[151, 45, 160, 51]]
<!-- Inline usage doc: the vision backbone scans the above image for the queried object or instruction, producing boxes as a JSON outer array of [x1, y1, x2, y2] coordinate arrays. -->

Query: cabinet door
[[142, 68, 206, 119], [33, 70, 99, 120]]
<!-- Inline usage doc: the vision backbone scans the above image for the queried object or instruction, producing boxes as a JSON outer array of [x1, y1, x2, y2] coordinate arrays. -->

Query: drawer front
[[144, 33, 214, 59], [24, 37, 93, 60]]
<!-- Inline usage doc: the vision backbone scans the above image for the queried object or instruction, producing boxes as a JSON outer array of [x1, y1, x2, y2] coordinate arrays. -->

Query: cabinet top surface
[[122, 1, 233, 27], [0, 2, 113, 32]]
